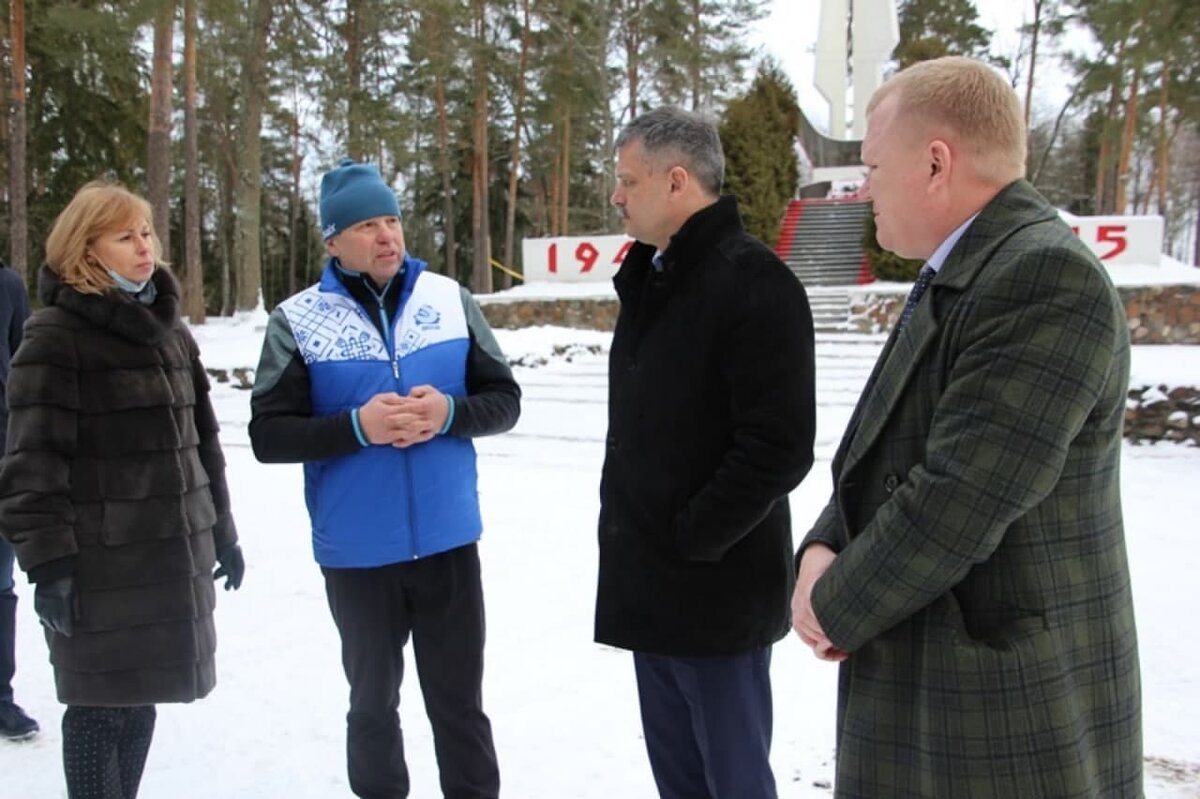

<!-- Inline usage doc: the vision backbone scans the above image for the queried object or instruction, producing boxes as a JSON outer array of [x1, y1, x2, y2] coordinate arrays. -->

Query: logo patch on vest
[[413, 305, 441, 330]]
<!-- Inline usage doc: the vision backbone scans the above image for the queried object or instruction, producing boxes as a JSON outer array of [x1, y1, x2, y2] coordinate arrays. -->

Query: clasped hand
[[791, 543, 849, 662], [358, 386, 450, 448]]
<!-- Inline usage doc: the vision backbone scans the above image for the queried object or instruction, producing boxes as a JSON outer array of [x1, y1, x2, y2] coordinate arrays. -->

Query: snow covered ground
[[3, 312, 1198, 797]]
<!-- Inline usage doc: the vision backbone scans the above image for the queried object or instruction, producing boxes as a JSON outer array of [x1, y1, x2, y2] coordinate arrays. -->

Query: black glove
[[213, 544, 244, 591], [34, 576, 76, 637]]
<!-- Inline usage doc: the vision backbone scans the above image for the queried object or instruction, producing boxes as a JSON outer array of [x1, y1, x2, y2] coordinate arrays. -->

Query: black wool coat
[[0, 265, 237, 706], [595, 196, 816, 657]]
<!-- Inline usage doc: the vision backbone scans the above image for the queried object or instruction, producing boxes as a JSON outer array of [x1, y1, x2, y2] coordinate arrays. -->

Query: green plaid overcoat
[[802, 180, 1142, 797]]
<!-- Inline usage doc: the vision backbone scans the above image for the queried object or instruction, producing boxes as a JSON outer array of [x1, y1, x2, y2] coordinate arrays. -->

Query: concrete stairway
[[775, 199, 872, 287], [807, 286, 853, 334]]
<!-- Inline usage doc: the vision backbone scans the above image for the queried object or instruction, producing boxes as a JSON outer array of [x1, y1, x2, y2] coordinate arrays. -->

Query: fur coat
[[0, 265, 237, 706]]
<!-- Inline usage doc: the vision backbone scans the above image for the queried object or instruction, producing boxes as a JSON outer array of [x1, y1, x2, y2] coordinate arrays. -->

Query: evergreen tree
[[18, 0, 150, 273], [647, 0, 767, 111], [719, 59, 800, 245], [893, 0, 996, 69]]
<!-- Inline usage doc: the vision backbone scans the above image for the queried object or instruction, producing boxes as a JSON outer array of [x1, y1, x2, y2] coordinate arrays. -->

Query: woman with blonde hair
[[0, 181, 244, 798]]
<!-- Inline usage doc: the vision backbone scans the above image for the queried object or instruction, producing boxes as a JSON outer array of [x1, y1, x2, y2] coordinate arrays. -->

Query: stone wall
[[1126, 385, 1200, 446], [478, 283, 1200, 342], [1121, 285, 1200, 344], [479, 296, 620, 331], [846, 287, 906, 334], [846, 283, 1200, 344]]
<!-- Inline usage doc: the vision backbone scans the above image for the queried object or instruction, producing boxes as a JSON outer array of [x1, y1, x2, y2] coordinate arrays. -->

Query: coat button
[[606, 434, 620, 452], [624, 358, 637, 372], [883, 474, 899, 493]]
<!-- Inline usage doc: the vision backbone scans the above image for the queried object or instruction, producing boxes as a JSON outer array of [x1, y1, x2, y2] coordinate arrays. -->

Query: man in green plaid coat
[[792, 56, 1142, 797]]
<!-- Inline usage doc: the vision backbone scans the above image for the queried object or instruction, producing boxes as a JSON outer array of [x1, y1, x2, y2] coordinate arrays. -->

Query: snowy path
[[3, 326, 1197, 797]]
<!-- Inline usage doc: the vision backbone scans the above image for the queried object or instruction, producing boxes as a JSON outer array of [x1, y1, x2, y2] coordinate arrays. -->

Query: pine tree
[[147, 0, 174, 257], [6, 0, 27, 279], [893, 0, 995, 69], [719, 59, 800, 245], [18, 0, 149, 272], [647, 0, 767, 111]]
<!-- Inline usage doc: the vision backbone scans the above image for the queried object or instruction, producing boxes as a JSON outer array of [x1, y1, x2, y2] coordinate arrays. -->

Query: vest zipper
[[368, 275, 417, 557]]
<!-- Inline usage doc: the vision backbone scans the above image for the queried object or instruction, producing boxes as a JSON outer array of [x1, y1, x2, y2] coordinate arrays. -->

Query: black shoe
[[0, 700, 39, 741]]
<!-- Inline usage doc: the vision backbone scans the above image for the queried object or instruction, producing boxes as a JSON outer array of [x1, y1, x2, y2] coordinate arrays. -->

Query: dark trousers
[[323, 543, 499, 799], [633, 647, 777, 799], [62, 705, 156, 799], [0, 538, 16, 702]]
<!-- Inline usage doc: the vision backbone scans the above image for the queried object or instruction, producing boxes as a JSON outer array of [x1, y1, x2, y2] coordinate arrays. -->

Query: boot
[[0, 700, 39, 741], [0, 593, 39, 740]]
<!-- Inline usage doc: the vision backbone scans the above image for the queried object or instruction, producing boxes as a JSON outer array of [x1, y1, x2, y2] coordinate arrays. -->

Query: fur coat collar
[[38, 263, 182, 345]]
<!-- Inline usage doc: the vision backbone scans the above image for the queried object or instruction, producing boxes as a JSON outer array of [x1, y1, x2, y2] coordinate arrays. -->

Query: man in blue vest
[[250, 159, 520, 799]]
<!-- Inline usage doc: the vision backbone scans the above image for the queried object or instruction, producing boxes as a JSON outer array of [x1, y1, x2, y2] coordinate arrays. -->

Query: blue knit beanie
[[319, 158, 401, 240]]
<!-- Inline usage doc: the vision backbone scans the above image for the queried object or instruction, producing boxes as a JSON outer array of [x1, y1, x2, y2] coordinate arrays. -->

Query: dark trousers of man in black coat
[[634, 648, 776, 799]]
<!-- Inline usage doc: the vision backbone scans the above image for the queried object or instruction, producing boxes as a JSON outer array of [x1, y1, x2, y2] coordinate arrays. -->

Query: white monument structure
[[814, 0, 900, 140]]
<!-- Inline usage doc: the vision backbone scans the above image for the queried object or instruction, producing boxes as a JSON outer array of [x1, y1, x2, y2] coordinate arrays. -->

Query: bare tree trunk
[[182, 0, 205, 323], [622, 0, 643, 122], [1155, 56, 1170, 216], [1094, 137, 1112, 214], [501, 0, 530, 287], [1023, 0, 1043, 132], [1115, 65, 1141, 215], [433, 73, 457, 279], [148, 0, 175, 259], [233, 0, 272, 312], [470, 0, 491, 294], [344, 0, 364, 161], [559, 112, 571, 234], [548, 129, 561, 237], [219, 133, 236, 315], [0, 13, 9, 210], [532, 178, 546, 238], [428, 11, 456, 280], [689, 0, 701, 110], [1130, 148, 1144, 214], [1095, 38, 1127, 214], [604, 99, 617, 232], [287, 108, 301, 298], [8, 0, 27, 280]]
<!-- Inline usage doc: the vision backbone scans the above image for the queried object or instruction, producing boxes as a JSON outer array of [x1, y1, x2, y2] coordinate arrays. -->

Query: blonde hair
[[44, 181, 165, 295], [869, 56, 1026, 184]]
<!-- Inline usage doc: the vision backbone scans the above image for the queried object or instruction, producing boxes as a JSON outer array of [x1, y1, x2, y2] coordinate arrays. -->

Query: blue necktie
[[896, 265, 935, 332]]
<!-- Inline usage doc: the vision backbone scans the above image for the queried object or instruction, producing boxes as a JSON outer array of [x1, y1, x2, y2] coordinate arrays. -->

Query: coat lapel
[[831, 325, 900, 475], [838, 288, 943, 477]]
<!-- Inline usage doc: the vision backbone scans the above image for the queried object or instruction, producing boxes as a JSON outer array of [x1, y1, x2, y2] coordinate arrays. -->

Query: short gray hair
[[615, 107, 725, 196]]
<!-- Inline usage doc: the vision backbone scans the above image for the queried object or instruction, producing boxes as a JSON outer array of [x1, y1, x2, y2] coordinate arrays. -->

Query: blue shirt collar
[[926, 213, 979, 274]]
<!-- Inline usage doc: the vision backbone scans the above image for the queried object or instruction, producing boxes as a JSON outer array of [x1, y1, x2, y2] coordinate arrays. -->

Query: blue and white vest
[[279, 256, 482, 567]]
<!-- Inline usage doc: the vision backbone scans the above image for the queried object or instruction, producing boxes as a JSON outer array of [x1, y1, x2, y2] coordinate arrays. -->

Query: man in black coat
[[0, 257, 37, 741], [595, 106, 816, 799]]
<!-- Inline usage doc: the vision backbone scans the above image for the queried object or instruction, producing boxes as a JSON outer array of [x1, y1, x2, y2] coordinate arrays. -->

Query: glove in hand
[[214, 543, 245, 591], [34, 576, 76, 636]]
